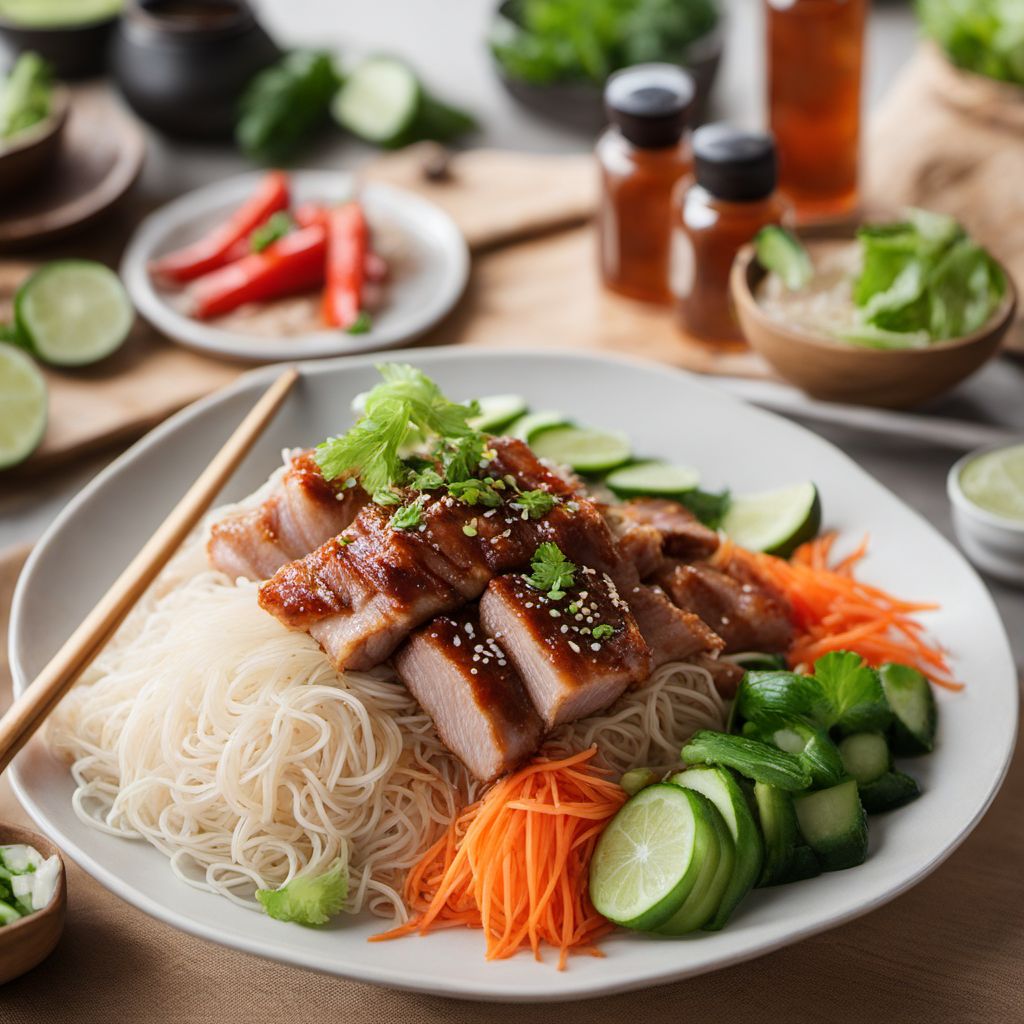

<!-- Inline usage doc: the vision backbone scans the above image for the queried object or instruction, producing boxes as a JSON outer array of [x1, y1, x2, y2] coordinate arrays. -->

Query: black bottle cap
[[604, 63, 695, 149], [693, 124, 777, 201]]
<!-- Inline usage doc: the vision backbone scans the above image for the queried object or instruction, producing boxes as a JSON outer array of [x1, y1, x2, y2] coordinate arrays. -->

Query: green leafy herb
[[390, 497, 426, 530], [462, 520, 478, 537], [679, 488, 731, 529], [812, 652, 893, 733], [439, 433, 489, 485], [372, 489, 402, 506], [236, 50, 342, 164], [0, 52, 52, 140], [526, 542, 577, 599], [346, 311, 373, 335], [408, 465, 444, 491], [511, 488, 557, 519], [681, 730, 812, 791], [250, 212, 293, 253], [918, 0, 1024, 87], [447, 476, 504, 507], [592, 623, 615, 641], [256, 858, 348, 927]]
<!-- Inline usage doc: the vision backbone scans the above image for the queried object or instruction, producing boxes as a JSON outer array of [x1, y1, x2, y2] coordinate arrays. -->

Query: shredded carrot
[[371, 747, 626, 969], [714, 533, 962, 690]]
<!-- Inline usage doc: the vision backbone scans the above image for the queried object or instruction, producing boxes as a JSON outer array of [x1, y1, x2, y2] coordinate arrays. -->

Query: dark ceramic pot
[[0, 13, 118, 79], [491, 0, 723, 134], [111, 0, 280, 140]]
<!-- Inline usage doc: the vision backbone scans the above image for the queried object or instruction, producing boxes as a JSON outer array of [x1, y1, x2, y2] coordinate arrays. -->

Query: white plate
[[8, 350, 1017, 1002], [121, 171, 469, 362]]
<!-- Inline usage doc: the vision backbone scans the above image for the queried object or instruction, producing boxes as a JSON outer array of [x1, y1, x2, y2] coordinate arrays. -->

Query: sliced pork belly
[[618, 498, 720, 563], [653, 561, 793, 654], [207, 449, 368, 580], [394, 609, 543, 782], [624, 583, 725, 666], [602, 505, 665, 579], [479, 569, 651, 728]]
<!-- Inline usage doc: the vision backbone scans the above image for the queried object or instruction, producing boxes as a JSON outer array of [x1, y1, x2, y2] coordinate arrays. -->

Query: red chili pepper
[[322, 203, 369, 329], [150, 171, 291, 285], [190, 224, 326, 320], [297, 202, 387, 283]]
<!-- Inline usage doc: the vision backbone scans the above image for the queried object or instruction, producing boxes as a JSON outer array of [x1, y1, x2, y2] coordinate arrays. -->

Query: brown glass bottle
[[672, 125, 789, 344], [766, 0, 866, 223], [597, 64, 695, 304]]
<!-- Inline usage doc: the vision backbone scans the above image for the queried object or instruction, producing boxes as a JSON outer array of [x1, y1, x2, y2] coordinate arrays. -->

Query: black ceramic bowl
[[0, 11, 119, 79], [490, 0, 723, 134]]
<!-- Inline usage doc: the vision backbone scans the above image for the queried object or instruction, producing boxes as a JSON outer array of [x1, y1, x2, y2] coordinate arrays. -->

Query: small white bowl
[[948, 444, 1024, 586]]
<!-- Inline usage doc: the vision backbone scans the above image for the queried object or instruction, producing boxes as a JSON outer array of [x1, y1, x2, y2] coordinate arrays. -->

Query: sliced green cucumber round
[[669, 767, 763, 931], [332, 56, 420, 145], [0, 342, 47, 469], [605, 461, 700, 499], [507, 410, 570, 443], [838, 733, 891, 786], [469, 394, 528, 433], [15, 260, 133, 367], [721, 481, 821, 557], [530, 425, 631, 474], [589, 784, 715, 931]]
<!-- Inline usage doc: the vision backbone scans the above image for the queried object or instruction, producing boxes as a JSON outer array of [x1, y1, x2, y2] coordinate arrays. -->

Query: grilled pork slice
[[653, 561, 793, 654], [208, 449, 368, 580], [618, 498, 720, 563], [602, 505, 665, 579], [395, 609, 543, 782], [625, 583, 725, 665], [689, 653, 745, 698], [479, 569, 651, 729]]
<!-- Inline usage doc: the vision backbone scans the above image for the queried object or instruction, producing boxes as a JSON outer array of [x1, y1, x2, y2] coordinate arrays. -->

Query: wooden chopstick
[[0, 366, 301, 775]]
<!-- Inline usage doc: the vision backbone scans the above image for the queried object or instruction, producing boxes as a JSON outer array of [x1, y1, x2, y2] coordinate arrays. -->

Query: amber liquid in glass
[[597, 129, 693, 304], [672, 182, 789, 343], [766, 0, 865, 223]]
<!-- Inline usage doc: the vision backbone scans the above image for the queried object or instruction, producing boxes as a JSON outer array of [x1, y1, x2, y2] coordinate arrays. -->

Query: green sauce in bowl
[[0, 0, 122, 27], [960, 444, 1024, 523]]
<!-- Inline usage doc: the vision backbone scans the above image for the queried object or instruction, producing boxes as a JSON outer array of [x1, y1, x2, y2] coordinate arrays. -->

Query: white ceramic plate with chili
[[121, 171, 469, 363]]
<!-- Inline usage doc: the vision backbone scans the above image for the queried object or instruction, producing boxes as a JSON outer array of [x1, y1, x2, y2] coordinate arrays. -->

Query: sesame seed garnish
[[568, 641, 581, 654]]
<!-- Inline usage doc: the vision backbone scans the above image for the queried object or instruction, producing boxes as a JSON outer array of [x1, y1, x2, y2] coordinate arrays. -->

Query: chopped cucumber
[[469, 394, 528, 434], [721, 482, 821, 557], [654, 791, 734, 935], [761, 720, 845, 789], [15, 260, 133, 367], [507, 410, 570, 443], [737, 669, 823, 723], [793, 780, 868, 871], [728, 652, 788, 672], [755, 225, 813, 291], [879, 663, 937, 755], [670, 768, 763, 930], [838, 733, 891, 786], [859, 771, 921, 814], [753, 782, 820, 886], [682, 730, 812, 791], [0, 343, 47, 469], [619, 767, 659, 796], [530, 425, 631, 474], [605, 461, 700, 500], [589, 784, 717, 931]]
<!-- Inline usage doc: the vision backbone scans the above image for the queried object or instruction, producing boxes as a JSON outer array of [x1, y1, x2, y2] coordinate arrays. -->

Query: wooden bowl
[[730, 237, 1017, 409], [0, 88, 70, 197], [0, 822, 66, 985]]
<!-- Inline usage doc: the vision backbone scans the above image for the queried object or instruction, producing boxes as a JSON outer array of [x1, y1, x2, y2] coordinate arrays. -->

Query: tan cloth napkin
[[0, 545, 1021, 1023]]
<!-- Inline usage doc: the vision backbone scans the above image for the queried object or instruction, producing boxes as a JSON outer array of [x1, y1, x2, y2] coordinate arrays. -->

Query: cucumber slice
[[669, 768, 763, 930], [859, 770, 921, 814], [469, 394, 528, 433], [755, 225, 813, 291], [589, 784, 717, 930], [793, 780, 868, 871], [507, 410, 570, 443], [530, 425, 631, 474], [721, 482, 821, 557], [15, 260, 133, 367], [753, 782, 821, 887], [0, 343, 47, 469], [763, 720, 845, 789], [682, 730, 812, 791], [605, 461, 700, 500], [619, 767, 659, 796], [838, 732, 891, 785], [879, 663, 937, 755], [728, 652, 788, 672], [332, 56, 420, 146]]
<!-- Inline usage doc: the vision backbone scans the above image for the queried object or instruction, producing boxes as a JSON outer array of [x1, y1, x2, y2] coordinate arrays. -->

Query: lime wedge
[[722, 481, 821, 557], [530, 425, 631, 474], [16, 260, 133, 367], [589, 784, 715, 930], [0, 343, 47, 469], [606, 461, 700, 499]]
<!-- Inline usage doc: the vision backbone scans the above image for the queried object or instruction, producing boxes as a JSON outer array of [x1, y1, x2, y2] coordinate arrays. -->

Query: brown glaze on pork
[[395, 609, 543, 782], [618, 498, 720, 563], [623, 583, 725, 665]]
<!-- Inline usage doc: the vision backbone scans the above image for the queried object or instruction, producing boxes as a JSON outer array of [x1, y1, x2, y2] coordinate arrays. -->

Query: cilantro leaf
[[256, 858, 348, 926], [390, 498, 425, 530], [447, 477, 503, 507], [346, 311, 373, 335], [439, 433, 488, 484], [408, 465, 444, 491], [511, 489, 556, 519], [812, 652, 892, 733], [526, 542, 576, 599], [592, 623, 614, 640]]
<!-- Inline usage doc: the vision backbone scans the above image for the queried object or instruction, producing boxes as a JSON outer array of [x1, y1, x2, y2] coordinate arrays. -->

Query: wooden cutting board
[[0, 140, 771, 476]]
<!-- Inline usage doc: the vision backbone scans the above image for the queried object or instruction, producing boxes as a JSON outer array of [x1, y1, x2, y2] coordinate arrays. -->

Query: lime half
[[16, 260, 133, 367], [0, 343, 47, 469], [722, 481, 821, 557]]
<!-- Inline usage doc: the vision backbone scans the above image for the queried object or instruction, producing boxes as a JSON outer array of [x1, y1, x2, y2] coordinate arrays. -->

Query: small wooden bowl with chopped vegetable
[[0, 85, 69, 197], [730, 217, 1017, 409], [0, 823, 67, 985]]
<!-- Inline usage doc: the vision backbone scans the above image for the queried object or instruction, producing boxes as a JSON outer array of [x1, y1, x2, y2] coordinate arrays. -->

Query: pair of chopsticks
[[0, 367, 301, 775]]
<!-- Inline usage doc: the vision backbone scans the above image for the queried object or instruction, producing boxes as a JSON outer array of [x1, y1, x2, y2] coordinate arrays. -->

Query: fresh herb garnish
[[346, 311, 373, 335], [447, 476, 504, 508], [249, 211, 293, 252], [811, 651, 892, 733], [408, 465, 444, 491], [390, 497, 426, 530], [592, 623, 615, 641], [256, 858, 348, 926], [511, 488, 557, 519], [373, 488, 402, 506], [526, 542, 577, 600], [919, 0, 1024, 87], [462, 520, 478, 537], [439, 433, 489, 484]]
